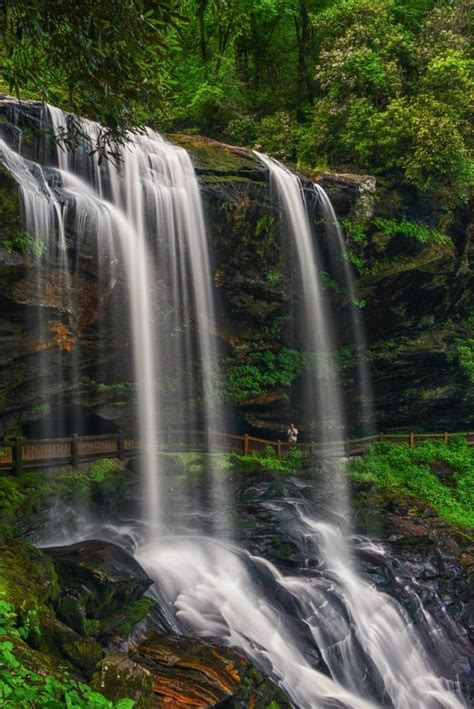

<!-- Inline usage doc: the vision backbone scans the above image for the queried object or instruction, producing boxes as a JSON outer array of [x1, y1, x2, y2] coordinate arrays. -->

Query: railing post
[[71, 434, 79, 469], [13, 438, 22, 476], [378, 432, 384, 442], [444, 431, 449, 444], [345, 438, 351, 457], [117, 431, 125, 461], [243, 433, 249, 456], [206, 429, 211, 453], [277, 440, 282, 458], [409, 432, 415, 449]]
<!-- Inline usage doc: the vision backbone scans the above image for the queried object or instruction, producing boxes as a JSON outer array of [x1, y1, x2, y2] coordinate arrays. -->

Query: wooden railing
[[0, 430, 473, 475]]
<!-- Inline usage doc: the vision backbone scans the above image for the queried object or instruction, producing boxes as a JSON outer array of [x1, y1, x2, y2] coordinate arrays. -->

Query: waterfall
[[134, 502, 466, 709], [243, 152, 465, 706], [255, 152, 345, 446], [1, 103, 224, 532], [313, 183, 375, 436], [1, 104, 466, 708]]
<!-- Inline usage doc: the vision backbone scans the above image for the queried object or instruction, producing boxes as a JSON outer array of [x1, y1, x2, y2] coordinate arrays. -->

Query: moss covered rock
[[0, 541, 59, 628], [45, 539, 153, 621], [91, 653, 153, 708]]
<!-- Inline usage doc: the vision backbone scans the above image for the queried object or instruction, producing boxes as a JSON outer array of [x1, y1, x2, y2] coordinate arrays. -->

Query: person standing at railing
[[287, 423, 298, 443]]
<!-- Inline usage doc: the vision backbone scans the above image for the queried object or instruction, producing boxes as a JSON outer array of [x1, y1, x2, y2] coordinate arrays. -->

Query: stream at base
[[40, 467, 468, 709]]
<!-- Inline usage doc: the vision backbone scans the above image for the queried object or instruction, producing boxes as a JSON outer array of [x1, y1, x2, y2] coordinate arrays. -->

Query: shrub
[[350, 439, 474, 527], [0, 594, 134, 708]]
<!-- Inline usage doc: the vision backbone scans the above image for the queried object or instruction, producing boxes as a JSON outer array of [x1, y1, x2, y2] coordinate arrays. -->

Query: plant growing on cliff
[[3, 231, 47, 260], [226, 348, 306, 402], [371, 218, 449, 245]]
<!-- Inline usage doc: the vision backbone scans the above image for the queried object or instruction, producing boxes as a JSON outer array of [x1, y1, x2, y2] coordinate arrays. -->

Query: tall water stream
[[0, 105, 467, 707], [1, 104, 224, 531]]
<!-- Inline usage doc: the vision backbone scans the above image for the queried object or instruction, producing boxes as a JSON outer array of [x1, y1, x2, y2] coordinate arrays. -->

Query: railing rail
[[0, 430, 472, 475]]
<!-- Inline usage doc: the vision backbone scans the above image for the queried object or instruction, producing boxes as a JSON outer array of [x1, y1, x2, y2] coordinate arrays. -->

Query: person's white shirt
[[287, 427, 298, 442]]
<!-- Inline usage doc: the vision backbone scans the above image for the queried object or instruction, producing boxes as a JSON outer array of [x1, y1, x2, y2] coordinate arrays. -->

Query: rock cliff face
[[0, 98, 472, 438]]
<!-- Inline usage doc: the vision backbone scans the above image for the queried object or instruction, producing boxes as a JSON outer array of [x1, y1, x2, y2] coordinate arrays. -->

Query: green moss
[[350, 439, 474, 528], [0, 542, 59, 623], [230, 664, 292, 708], [0, 630, 132, 708], [0, 165, 21, 240], [168, 133, 257, 173], [101, 597, 156, 636], [62, 636, 103, 675]]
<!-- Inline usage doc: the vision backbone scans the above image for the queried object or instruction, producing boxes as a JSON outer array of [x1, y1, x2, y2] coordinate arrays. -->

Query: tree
[[0, 0, 183, 154]]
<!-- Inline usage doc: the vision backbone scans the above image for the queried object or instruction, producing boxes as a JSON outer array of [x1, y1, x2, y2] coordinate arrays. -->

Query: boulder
[[44, 539, 153, 621], [91, 653, 154, 709], [130, 634, 292, 708]]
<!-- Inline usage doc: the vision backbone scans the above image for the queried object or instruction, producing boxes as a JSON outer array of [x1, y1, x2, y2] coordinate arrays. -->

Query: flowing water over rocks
[[41, 464, 470, 709]]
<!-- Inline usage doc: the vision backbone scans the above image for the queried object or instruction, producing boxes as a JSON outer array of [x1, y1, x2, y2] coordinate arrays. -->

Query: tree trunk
[[196, 0, 208, 63], [294, 0, 312, 101]]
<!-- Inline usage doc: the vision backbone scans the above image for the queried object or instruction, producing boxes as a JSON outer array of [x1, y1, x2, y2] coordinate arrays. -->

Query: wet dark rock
[[44, 539, 153, 621], [129, 634, 292, 708]]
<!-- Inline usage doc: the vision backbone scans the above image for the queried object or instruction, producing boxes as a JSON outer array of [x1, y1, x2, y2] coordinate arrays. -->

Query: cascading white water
[[239, 152, 465, 707], [0, 137, 72, 437], [313, 183, 375, 435], [255, 151, 345, 446], [1, 102, 224, 532], [135, 502, 465, 709]]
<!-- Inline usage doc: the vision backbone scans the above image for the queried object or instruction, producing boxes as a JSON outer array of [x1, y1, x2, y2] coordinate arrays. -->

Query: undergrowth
[[232, 446, 304, 474], [0, 459, 127, 542], [0, 594, 133, 708], [350, 439, 474, 528]]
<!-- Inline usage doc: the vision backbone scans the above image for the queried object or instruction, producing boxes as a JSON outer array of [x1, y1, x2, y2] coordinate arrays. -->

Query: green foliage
[[0, 0, 182, 155], [447, 309, 474, 384], [0, 594, 134, 707], [0, 0, 470, 211], [233, 446, 304, 474], [226, 348, 306, 402], [0, 461, 127, 543], [455, 342, 474, 383], [3, 231, 47, 260], [372, 218, 449, 244], [342, 220, 368, 247], [350, 439, 474, 527], [321, 271, 343, 294], [344, 250, 369, 276]]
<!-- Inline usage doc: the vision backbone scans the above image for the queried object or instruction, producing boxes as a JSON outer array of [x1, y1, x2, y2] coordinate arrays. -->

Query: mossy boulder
[[91, 653, 153, 709], [45, 539, 153, 622], [169, 134, 262, 177], [0, 541, 59, 629]]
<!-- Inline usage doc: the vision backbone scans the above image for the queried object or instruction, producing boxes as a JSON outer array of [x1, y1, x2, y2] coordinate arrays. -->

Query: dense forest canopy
[[0, 0, 472, 201]]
